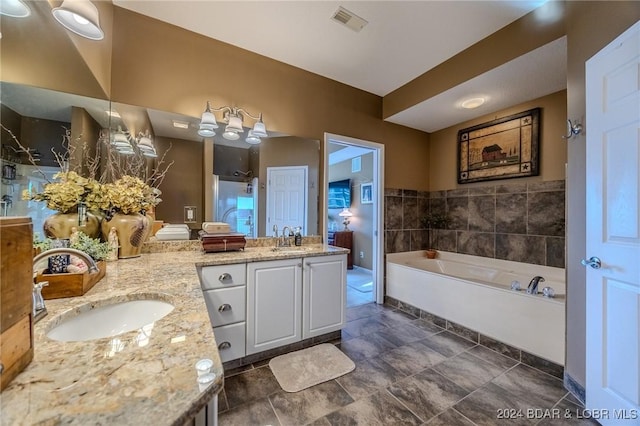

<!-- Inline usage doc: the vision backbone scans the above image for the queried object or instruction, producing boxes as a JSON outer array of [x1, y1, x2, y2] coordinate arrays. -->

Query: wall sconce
[[0, 0, 31, 17], [136, 131, 157, 158], [111, 126, 133, 155], [52, 0, 104, 41], [198, 101, 268, 144], [338, 208, 353, 230]]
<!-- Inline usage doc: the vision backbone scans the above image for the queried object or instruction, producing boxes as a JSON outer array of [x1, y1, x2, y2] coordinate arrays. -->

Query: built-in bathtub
[[386, 250, 565, 365]]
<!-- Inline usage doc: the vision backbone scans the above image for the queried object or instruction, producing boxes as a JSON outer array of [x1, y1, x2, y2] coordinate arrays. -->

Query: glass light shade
[[461, 97, 485, 109], [245, 130, 261, 145], [198, 124, 216, 137], [338, 208, 353, 218], [226, 115, 244, 133], [0, 0, 31, 17], [137, 136, 154, 152], [222, 129, 240, 141], [200, 110, 218, 128], [142, 150, 158, 158], [52, 0, 104, 40], [117, 147, 134, 155], [251, 120, 268, 138]]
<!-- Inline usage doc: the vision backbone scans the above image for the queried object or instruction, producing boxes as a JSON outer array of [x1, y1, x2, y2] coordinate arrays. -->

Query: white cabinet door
[[247, 258, 302, 355], [303, 254, 347, 339]]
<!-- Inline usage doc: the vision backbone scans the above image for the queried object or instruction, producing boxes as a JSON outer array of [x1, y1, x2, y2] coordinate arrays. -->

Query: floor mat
[[269, 343, 355, 392]]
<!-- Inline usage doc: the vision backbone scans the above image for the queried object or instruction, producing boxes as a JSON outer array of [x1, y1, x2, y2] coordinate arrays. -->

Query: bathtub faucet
[[527, 276, 545, 295]]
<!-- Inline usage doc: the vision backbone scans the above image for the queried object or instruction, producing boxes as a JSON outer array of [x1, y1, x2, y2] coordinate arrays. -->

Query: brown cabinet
[[328, 230, 353, 269], [0, 217, 34, 391]]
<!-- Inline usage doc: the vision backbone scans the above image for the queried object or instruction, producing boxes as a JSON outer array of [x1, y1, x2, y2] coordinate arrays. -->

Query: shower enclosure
[[212, 174, 258, 237]]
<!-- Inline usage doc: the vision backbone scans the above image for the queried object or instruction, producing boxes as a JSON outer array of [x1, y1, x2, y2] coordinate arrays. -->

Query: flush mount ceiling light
[[198, 101, 268, 144], [172, 120, 189, 129], [461, 97, 486, 109], [52, 0, 104, 41], [0, 0, 31, 18]]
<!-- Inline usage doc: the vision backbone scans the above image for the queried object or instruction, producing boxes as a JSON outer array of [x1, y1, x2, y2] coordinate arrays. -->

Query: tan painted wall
[[429, 90, 567, 191], [109, 7, 430, 197], [564, 1, 640, 392], [1, 1, 110, 99]]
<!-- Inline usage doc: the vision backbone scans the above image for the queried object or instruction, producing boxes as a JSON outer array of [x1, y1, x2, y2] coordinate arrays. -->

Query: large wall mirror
[[0, 1, 319, 239]]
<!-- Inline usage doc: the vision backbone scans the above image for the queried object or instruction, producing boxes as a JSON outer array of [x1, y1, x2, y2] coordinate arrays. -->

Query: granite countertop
[[0, 244, 347, 425]]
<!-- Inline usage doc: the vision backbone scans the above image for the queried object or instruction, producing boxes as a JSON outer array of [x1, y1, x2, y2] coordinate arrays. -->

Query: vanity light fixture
[[52, 0, 104, 41], [136, 132, 157, 158], [0, 0, 31, 18], [198, 101, 268, 144], [461, 97, 486, 109], [338, 208, 354, 230]]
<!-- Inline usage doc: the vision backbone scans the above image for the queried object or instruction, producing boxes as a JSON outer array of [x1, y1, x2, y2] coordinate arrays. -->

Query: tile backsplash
[[384, 180, 565, 268]]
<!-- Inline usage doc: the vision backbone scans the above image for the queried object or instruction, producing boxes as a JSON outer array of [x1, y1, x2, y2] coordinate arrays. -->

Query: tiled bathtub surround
[[384, 180, 565, 267]]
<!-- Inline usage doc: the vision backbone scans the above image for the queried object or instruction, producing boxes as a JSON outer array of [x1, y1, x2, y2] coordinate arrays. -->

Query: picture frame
[[457, 108, 540, 184], [361, 182, 373, 204]]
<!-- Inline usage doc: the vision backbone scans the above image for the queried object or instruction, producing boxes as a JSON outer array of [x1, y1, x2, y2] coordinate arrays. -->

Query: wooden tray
[[36, 260, 106, 299], [200, 233, 246, 253]]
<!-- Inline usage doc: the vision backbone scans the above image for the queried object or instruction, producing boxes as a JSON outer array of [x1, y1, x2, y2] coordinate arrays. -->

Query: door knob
[[581, 256, 601, 269]]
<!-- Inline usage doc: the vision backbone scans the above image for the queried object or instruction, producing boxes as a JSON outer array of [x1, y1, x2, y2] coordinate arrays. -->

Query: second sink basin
[[47, 297, 174, 342]]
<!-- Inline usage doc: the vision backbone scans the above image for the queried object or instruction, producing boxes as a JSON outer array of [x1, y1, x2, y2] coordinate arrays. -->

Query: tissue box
[[202, 222, 231, 234], [156, 224, 190, 241]]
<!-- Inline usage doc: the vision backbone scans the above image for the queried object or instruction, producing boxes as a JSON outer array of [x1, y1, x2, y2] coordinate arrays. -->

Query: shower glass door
[[212, 174, 258, 237]]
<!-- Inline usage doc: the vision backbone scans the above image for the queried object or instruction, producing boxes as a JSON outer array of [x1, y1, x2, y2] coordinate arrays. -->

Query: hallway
[[346, 266, 374, 307]]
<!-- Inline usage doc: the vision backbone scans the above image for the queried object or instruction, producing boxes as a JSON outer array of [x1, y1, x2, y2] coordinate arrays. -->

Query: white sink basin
[[47, 298, 174, 342]]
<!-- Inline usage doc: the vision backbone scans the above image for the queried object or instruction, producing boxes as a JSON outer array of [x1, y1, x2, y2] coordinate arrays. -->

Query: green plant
[[33, 232, 110, 262]]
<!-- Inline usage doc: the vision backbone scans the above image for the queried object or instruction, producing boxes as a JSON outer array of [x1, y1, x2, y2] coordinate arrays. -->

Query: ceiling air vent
[[331, 6, 368, 33]]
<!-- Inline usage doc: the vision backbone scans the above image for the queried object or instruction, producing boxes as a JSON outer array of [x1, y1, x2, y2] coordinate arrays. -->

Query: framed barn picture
[[457, 108, 540, 184]]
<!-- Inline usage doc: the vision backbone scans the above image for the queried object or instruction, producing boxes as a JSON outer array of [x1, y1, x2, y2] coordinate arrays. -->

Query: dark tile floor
[[218, 303, 596, 426]]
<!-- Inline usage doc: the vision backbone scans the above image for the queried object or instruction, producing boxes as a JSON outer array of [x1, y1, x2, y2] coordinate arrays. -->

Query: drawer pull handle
[[218, 341, 231, 350], [218, 304, 232, 312], [218, 273, 232, 282]]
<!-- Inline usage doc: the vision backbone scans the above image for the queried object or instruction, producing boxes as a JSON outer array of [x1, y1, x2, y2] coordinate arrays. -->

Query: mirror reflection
[[0, 83, 319, 239]]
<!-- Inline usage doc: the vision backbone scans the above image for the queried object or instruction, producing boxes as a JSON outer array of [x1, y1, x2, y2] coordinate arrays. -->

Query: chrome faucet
[[32, 248, 100, 322], [527, 276, 545, 295], [280, 226, 291, 247], [34, 248, 100, 273]]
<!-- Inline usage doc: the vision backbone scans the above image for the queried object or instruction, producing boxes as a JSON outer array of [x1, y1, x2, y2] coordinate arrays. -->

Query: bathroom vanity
[[0, 243, 347, 425], [199, 252, 347, 363]]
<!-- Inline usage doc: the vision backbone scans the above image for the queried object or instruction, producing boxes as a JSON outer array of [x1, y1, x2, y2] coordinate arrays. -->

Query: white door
[[266, 166, 307, 235], [585, 20, 640, 423]]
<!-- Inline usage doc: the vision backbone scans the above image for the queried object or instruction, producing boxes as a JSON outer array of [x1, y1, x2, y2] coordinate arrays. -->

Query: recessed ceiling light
[[106, 110, 120, 118], [461, 97, 486, 109], [172, 120, 189, 129]]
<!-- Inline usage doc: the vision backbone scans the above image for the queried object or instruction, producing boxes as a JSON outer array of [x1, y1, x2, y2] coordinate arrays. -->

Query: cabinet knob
[[218, 341, 231, 350], [218, 303, 232, 312], [218, 273, 232, 282]]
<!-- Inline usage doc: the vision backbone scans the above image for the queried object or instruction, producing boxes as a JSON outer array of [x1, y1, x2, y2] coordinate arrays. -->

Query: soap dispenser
[[294, 227, 302, 246]]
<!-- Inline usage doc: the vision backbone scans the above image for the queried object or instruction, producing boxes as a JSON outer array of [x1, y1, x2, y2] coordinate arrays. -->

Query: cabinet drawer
[[198, 264, 246, 290], [203, 286, 246, 326], [213, 322, 245, 363]]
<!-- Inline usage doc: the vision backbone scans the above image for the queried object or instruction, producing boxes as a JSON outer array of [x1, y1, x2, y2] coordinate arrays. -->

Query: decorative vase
[[101, 212, 151, 259], [43, 212, 101, 239]]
